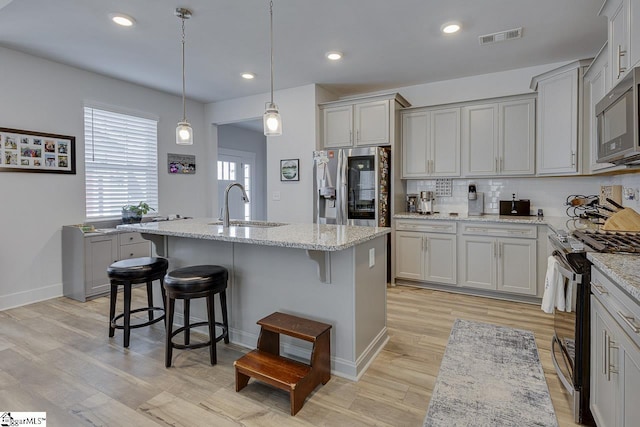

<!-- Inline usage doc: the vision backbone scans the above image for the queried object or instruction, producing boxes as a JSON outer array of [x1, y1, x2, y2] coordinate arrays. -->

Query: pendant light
[[175, 8, 193, 145], [263, 0, 282, 136]]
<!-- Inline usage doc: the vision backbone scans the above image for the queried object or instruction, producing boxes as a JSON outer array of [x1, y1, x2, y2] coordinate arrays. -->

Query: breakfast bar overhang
[[118, 219, 390, 380]]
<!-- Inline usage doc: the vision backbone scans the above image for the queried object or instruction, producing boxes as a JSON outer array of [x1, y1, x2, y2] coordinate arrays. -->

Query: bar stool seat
[[164, 265, 229, 367], [107, 256, 168, 348]]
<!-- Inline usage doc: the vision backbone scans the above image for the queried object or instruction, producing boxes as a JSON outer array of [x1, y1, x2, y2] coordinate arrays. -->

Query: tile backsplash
[[406, 173, 640, 216]]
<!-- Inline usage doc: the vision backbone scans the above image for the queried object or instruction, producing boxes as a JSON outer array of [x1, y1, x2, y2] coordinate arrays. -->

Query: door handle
[[423, 237, 428, 252], [607, 334, 618, 381], [602, 329, 608, 376]]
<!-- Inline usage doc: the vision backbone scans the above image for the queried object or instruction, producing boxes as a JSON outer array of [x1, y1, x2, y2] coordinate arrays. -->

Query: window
[[84, 106, 158, 219]]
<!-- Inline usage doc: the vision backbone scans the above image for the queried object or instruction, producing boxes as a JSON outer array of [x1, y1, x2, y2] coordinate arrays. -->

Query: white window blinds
[[84, 106, 159, 219]]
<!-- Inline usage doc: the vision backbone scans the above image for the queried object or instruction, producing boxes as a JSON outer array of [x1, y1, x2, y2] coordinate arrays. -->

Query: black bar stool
[[163, 265, 229, 367], [107, 257, 168, 347]]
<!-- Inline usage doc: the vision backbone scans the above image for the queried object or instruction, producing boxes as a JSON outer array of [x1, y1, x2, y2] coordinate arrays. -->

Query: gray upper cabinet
[[462, 96, 535, 177], [320, 93, 410, 149], [401, 107, 460, 178], [462, 103, 499, 176], [531, 60, 591, 176], [322, 104, 353, 148], [600, 0, 638, 88]]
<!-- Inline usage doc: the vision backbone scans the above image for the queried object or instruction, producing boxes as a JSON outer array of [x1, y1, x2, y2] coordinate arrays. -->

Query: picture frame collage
[[0, 127, 76, 174]]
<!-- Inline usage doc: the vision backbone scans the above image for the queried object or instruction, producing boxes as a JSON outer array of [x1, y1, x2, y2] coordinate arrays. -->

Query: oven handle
[[552, 251, 582, 284]]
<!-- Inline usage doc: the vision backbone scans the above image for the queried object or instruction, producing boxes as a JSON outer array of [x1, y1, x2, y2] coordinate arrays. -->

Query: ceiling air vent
[[478, 27, 523, 45]]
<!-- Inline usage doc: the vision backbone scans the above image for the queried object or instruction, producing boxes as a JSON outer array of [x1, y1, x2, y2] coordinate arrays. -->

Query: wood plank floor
[[0, 286, 581, 426]]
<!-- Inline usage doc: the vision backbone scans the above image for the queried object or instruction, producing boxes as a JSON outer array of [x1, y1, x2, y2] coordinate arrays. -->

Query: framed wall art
[[0, 127, 76, 174], [280, 158, 299, 181], [168, 153, 196, 174]]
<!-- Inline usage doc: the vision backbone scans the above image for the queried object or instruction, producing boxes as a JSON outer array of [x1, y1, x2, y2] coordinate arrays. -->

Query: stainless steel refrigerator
[[313, 146, 390, 227]]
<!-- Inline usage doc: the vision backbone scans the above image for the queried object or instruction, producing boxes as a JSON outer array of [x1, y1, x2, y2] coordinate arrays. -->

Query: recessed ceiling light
[[441, 22, 461, 34], [241, 72, 255, 80], [326, 51, 343, 61], [110, 13, 136, 27]]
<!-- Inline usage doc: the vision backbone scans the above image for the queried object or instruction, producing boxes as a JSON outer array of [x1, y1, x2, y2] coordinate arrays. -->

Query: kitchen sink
[[209, 220, 285, 228]]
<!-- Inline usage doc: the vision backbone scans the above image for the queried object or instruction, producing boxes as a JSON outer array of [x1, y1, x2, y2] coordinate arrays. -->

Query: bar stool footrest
[[169, 321, 228, 350], [111, 307, 166, 330]]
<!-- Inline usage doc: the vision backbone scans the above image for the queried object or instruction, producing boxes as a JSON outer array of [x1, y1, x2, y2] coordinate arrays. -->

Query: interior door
[[218, 150, 254, 221]]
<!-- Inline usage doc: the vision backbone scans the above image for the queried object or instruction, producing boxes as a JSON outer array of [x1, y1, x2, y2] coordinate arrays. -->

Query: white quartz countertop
[[117, 218, 390, 251], [588, 253, 640, 304], [394, 212, 569, 233]]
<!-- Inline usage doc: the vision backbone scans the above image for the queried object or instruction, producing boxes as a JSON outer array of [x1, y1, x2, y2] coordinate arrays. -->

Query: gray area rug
[[424, 319, 558, 427]]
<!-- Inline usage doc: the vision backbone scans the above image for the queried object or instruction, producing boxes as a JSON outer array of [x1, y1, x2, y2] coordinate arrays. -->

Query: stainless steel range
[[549, 226, 640, 425]]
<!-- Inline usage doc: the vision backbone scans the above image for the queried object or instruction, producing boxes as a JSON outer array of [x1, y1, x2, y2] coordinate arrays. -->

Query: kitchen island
[[118, 218, 390, 380]]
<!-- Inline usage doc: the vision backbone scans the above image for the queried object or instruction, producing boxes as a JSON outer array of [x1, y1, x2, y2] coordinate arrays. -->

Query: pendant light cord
[[269, 0, 274, 106], [181, 14, 187, 121]]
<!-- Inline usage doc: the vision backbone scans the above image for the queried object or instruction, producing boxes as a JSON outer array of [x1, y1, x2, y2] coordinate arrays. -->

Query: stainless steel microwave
[[596, 67, 640, 165]]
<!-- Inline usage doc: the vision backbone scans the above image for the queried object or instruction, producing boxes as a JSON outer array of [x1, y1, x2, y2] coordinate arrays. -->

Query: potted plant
[[122, 202, 155, 224]]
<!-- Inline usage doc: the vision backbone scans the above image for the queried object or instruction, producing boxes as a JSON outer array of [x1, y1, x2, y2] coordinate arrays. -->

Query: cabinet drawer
[[395, 220, 456, 233], [119, 232, 147, 245], [591, 267, 640, 348], [460, 223, 537, 239], [119, 241, 151, 260]]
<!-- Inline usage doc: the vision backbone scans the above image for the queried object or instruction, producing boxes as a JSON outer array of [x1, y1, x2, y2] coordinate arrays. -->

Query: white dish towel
[[541, 256, 567, 313]]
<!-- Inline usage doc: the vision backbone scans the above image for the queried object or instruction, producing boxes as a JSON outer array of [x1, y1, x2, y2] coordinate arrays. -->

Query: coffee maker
[[468, 184, 484, 216], [418, 191, 435, 215]]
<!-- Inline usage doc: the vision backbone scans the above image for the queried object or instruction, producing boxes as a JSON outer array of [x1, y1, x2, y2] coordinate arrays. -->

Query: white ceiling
[[0, 0, 607, 104]]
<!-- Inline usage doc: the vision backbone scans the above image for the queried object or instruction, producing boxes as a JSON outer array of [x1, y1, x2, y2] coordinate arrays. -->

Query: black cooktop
[[572, 229, 640, 254]]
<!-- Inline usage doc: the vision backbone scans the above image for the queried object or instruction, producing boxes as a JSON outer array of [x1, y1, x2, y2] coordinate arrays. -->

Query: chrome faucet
[[222, 182, 250, 227]]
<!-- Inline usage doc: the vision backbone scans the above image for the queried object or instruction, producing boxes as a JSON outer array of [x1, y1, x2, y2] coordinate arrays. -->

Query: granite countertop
[[117, 218, 390, 251], [394, 212, 570, 233], [588, 253, 640, 304]]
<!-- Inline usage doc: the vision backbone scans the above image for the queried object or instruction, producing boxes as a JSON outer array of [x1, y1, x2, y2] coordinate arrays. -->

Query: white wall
[[0, 46, 209, 310], [205, 84, 319, 223], [218, 125, 267, 220], [395, 61, 570, 107]]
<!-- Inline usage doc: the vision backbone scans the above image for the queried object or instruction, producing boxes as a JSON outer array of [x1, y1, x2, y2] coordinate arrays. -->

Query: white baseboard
[[0, 283, 62, 311]]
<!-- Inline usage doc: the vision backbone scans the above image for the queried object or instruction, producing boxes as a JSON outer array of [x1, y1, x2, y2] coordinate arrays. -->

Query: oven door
[[550, 251, 582, 423]]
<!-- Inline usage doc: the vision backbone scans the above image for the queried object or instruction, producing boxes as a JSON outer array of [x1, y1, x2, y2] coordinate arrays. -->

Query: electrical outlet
[[272, 191, 280, 201], [369, 248, 375, 268]]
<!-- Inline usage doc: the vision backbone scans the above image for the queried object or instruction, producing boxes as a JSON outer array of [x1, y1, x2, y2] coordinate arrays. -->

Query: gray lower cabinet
[[394, 220, 457, 285], [62, 226, 151, 301], [118, 232, 152, 260], [458, 223, 537, 296], [590, 267, 640, 427], [394, 219, 540, 298]]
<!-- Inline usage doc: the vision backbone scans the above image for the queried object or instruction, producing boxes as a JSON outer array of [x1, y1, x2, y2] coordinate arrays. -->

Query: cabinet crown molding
[[318, 92, 410, 109], [530, 58, 594, 91]]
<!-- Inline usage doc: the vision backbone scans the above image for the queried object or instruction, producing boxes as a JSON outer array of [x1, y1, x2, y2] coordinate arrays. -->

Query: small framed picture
[[280, 158, 299, 181]]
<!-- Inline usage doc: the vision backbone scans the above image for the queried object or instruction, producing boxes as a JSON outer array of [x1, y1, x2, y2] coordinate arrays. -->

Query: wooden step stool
[[234, 312, 332, 415]]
